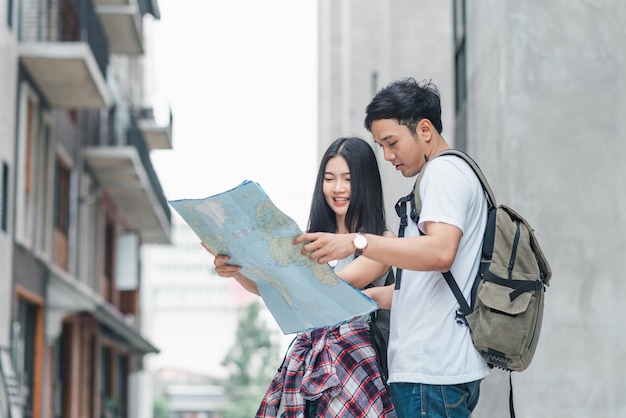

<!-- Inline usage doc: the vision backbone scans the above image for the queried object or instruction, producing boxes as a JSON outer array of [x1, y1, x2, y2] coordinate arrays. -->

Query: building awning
[[46, 264, 158, 354]]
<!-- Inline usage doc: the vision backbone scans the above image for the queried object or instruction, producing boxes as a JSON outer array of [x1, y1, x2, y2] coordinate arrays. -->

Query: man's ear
[[418, 119, 433, 142]]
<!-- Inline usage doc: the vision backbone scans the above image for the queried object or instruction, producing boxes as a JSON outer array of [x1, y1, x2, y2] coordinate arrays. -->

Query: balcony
[[46, 264, 158, 354], [136, 107, 173, 150], [84, 112, 172, 244], [93, 0, 161, 55], [18, 0, 112, 109]]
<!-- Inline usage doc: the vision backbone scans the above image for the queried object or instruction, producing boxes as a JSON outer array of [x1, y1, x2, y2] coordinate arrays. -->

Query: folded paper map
[[169, 180, 378, 334]]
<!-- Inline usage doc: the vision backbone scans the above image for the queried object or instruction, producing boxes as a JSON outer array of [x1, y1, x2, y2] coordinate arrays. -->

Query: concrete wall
[[469, 1, 626, 417], [0, 0, 18, 346], [320, 0, 626, 416], [318, 0, 455, 233]]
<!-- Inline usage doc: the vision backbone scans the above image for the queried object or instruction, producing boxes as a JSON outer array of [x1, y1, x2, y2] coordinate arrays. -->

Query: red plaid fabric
[[257, 320, 396, 417]]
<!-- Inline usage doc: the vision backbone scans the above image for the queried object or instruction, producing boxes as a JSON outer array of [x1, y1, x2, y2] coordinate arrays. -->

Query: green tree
[[219, 300, 281, 418], [153, 395, 169, 418]]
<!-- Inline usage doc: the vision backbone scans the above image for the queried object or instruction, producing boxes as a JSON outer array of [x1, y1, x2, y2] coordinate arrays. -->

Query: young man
[[293, 78, 491, 418]]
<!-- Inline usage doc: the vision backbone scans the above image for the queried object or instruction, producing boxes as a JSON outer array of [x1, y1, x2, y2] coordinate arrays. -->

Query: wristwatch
[[353, 231, 368, 257]]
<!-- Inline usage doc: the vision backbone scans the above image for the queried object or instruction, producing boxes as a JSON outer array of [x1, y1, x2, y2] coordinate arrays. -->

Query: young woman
[[208, 137, 396, 417]]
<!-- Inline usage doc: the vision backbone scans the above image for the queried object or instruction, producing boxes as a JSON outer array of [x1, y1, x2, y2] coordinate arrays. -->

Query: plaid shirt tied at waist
[[257, 320, 396, 417]]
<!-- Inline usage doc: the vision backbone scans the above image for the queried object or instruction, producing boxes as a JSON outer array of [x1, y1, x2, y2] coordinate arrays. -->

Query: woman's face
[[323, 155, 351, 228]]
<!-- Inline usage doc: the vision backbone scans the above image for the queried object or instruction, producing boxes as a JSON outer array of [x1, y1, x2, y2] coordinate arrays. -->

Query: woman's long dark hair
[[307, 137, 386, 235]]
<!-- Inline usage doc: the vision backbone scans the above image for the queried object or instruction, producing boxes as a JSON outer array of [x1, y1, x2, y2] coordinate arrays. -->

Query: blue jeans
[[389, 380, 481, 418]]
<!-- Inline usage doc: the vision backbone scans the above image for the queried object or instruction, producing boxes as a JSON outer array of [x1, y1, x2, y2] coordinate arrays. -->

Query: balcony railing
[[83, 108, 172, 244], [20, 0, 109, 75], [18, 0, 111, 108], [93, 0, 160, 54], [127, 113, 172, 226], [135, 106, 173, 150]]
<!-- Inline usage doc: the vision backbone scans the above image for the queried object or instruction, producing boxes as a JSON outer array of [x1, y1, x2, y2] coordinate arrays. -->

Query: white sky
[[148, 0, 319, 229]]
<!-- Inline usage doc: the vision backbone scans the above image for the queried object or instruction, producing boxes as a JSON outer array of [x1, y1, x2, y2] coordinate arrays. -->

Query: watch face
[[354, 234, 367, 249]]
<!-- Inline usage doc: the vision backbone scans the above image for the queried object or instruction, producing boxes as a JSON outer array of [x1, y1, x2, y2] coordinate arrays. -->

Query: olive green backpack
[[395, 149, 552, 372]]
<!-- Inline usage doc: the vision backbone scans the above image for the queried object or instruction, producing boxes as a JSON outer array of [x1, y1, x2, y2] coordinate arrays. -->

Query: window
[[17, 96, 37, 246], [59, 0, 80, 41], [52, 324, 69, 418], [454, 0, 467, 113], [77, 175, 99, 288], [13, 294, 44, 418], [16, 88, 53, 254], [116, 231, 139, 291], [80, 332, 97, 417], [54, 157, 71, 269], [453, 0, 468, 151], [117, 354, 129, 418], [100, 345, 114, 416], [1, 162, 8, 232], [35, 124, 52, 254], [104, 219, 116, 301], [54, 159, 71, 237], [7, 0, 13, 28]]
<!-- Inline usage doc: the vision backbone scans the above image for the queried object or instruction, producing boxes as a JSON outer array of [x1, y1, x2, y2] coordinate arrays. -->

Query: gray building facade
[[318, 1, 625, 416], [0, 0, 173, 416]]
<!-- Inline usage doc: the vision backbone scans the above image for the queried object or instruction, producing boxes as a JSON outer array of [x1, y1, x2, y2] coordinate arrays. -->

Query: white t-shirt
[[387, 156, 492, 385]]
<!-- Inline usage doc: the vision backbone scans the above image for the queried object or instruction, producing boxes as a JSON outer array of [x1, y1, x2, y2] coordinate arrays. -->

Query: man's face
[[371, 119, 426, 178]]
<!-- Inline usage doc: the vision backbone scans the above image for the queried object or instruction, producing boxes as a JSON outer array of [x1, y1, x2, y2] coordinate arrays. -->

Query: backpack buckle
[[455, 310, 469, 327]]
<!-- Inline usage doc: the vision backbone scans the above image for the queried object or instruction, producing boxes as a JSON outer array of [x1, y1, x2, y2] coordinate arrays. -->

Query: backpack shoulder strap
[[413, 149, 498, 215], [411, 149, 497, 320]]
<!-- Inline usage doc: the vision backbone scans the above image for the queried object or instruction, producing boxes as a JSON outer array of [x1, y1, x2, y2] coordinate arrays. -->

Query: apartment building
[[318, 1, 625, 416], [0, 0, 172, 417]]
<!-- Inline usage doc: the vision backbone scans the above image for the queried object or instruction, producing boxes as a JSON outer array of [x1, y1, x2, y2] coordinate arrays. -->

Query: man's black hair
[[364, 77, 443, 135]]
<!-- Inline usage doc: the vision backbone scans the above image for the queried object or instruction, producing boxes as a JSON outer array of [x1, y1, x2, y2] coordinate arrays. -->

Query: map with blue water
[[169, 180, 378, 334]]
